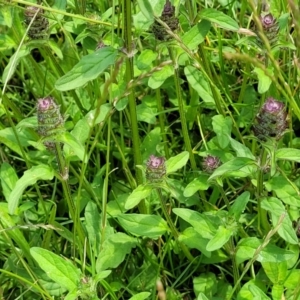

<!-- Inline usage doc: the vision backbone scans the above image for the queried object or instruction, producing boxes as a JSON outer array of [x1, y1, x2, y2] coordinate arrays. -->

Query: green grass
[[0, 0, 300, 299]]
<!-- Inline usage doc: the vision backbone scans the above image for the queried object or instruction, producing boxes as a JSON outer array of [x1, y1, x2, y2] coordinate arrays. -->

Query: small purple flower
[[203, 155, 220, 172], [260, 13, 276, 29], [37, 97, 65, 145], [24, 6, 49, 39], [146, 155, 166, 182], [253, 97, 288, 141]]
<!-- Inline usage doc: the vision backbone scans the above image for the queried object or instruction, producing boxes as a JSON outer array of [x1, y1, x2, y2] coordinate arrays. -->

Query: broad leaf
[[276, 148, 300, 163], [166, 151, 189, 174], [55, 47, 118, 91], [212, 115, 232, 149], [117, 214, 169, 238], [125, 184, 152, 210], [30, 247, 81, 292], [183, 174, 210, 197], [199, 9, 239, 31], [206, 225, 233, 251], [229, 192, 250, 220], [8, 165, 54, 215]]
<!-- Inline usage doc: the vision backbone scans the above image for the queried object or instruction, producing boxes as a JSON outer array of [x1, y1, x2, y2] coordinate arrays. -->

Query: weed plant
[[0, 0, 300, 299]]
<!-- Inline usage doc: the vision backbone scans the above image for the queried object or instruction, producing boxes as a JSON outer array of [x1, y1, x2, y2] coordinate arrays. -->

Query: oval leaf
[[30, 247, 81, 291], [55, 47, 118, 91], [125, 184, 152, 210], [199, 8, 239, 31], [206, 225, 233, 251], [166, 151, 189, 174], [117, 214, 169, 239], [8, 165, 54, 215]]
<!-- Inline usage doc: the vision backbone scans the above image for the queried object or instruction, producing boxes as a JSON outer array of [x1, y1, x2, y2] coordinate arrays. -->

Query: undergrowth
[[1, 0, 300, 299]]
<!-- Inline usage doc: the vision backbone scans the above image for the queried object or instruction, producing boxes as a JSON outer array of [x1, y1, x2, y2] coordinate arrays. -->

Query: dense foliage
[[1, 0, 300, 299]]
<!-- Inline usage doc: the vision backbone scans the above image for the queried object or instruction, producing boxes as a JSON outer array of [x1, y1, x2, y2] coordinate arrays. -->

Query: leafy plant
[[1, 0, 300, 299]]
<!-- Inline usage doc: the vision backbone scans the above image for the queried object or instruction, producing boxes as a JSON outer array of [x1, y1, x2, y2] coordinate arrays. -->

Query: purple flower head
[[37, 97, 54, 111], [24, 6, 49, 39], [203, 155, 220, 172], [253, 97, 288, 141], [260, 13, 276, 29], [262, 97, 284, 114], [146, 155, 166, 182]]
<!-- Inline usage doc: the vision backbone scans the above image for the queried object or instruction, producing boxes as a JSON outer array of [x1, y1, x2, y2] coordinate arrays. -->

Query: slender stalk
[[156, 188, 194, 262], [123, 0, 146, 213], [168, 47, 196, 170], [256, 148, 271, 233]]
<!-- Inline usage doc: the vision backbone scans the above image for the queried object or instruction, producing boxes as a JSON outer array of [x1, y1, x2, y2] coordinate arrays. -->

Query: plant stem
[[156, 188, 194, 263], [123, 0, 146, 213], [168, 47, 196, 170]]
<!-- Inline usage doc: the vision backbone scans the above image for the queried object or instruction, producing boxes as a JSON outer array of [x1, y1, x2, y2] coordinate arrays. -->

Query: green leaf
[[124, 184, 153, 210], [229, 192, 250, 220], [193, 273, 217, 297], [206, 225, 233, 251], [85, 103, 112, 127], [275, 148, 300, 163], [184, 66, 215, 107], [199, 8, 239, 31], [71, 118, 90, 145], [148, 65, 173, 89], [129, 292, 151, 300], [182, 20, 211, 50], [141, 127, 162, 161], [30, 247, 81, 291], [248, 284, 269, 299], [254, 67, 273, 94], [0, 162, 18, 202], [236, 237, 294, 265], [85, 201, 101, 255], [262, 261, 287, 284], [117, 214, 169, 239], [229, 137, 256, 159], [8, 165, 54, 215], [173, 208, 216, 239], [55, 47, 118, 91], [183, 174, 210, 197], [265, 176, 300, 207], [57, 132, 87, 163], [136, 104, 157, 124], [137, 0, 154, 21], [284, 269, 300, 289], [212, 115, 232, 149], [0, 203, 32, 264], [2, 47, 30, 83], [261, 197, 298, 244], [96, 233, 137, 272], [208, 157, 256, 182], [136, 49, 157, 70], [197, 293, 210, 300], [166, 151, 189, 174], [179, 227, 211, 257]]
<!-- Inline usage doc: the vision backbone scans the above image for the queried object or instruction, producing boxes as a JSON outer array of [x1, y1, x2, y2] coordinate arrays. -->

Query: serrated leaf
[[30, 247, 81, 291], [8, 165, 54, 215], [117, 214, 169, 239], [125, 184, 152, 210], [199, 8, 239, 31], [166, 151, 189, 174], [55, 47, 118, 91]]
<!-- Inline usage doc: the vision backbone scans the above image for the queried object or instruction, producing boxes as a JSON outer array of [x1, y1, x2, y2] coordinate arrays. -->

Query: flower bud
[[253, 97, 288, 141], [203, 155, 220, 173], [152, 0, 179, 41], [146, 155, 166, 182], [258, 13, 279, 45], [37, 97, 65, 149], [24, 6, 49, 40]]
